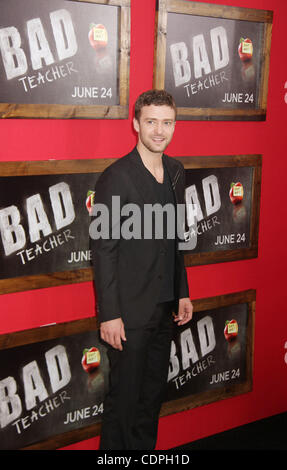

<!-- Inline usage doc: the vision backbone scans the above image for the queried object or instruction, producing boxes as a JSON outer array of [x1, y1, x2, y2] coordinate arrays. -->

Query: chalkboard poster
[[0, 291, 255, 449], [0, 155, 261, 294], [154, 0, 273, 120], [161, 289, 255, 417], [177, 155, 262, 267], [0, 318, 108, 450], [185, 167, 253, 252], [0, 158, 118, 294], [0, 173, 99, 279], [0, 0, 130, 119]]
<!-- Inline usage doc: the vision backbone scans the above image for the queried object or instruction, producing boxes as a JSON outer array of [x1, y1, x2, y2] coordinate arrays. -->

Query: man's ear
[[133, 117, 139, 133]]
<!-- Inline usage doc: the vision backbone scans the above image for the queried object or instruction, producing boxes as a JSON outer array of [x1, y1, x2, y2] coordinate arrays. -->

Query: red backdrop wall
[[0, 0, 286, 450]]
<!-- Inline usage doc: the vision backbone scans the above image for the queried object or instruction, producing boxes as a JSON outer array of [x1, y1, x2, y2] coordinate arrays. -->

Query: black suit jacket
[[91, 147, 190, 329]]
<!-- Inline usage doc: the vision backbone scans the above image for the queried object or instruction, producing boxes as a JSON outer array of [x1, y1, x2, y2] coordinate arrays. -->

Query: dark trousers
[[99, 302, 173, 450]]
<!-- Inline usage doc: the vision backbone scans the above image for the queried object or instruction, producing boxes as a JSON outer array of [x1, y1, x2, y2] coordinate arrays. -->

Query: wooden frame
[[154, 0, 273, 120], [160, 289, 256, 417], [0, 317, 103, 450], [177, 154, 262, 266], [0, 0, 130, 119]]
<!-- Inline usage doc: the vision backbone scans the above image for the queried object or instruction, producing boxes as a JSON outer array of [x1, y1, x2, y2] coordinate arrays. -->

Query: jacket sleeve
[[176, 162, 190, 300], [89, 164, 127, 323]]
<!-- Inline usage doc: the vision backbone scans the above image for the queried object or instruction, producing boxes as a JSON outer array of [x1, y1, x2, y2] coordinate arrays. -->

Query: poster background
[[0, 296, 251, 450], [0, 329, 108, 450], [0, 161, 254, 285], [165, 303, 248, 402], [165, 13, 264, 108], [0, 172, 100, 280], [0, 0, 119, 106], [184, 166, 253, 253]]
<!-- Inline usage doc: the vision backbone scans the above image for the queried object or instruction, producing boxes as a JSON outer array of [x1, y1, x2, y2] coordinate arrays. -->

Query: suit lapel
[[125, 148, 159, 205], [125, 148, 181, 205], [163, 154, 181, 204]]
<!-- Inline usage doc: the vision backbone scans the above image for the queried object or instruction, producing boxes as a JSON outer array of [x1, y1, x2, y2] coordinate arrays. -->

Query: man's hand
[[100, 317, 126, 351], [174, 298, 193, 326]]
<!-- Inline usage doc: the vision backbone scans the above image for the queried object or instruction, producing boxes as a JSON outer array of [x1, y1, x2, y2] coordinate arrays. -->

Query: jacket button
[[158, 274, 163, 280]]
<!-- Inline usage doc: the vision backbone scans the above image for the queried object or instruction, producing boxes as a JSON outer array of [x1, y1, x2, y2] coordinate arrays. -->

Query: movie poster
[[0, 329, 108, 450], [0, 0, 119, 106], [0, 156, 259, 291], [0, 172, 100, 281], [165, 12, 264, 110], [0, 295, 253, 449], [184, 166, 254, 254], [166, 302, 249, 402]]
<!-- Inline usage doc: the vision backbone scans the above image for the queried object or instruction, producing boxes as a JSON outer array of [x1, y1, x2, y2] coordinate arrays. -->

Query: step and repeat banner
[[0, 0, 273, 451]]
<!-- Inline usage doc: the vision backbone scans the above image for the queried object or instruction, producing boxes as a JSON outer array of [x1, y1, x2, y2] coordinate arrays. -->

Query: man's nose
[[155, 122, 163, 134]]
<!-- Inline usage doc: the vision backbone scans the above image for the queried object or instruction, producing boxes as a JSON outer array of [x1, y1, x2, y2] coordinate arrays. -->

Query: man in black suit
[[90, 89, 193, 450]]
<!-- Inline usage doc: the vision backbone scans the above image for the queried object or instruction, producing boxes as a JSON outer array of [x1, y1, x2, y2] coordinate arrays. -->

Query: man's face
[[133, 104, 176, 155]]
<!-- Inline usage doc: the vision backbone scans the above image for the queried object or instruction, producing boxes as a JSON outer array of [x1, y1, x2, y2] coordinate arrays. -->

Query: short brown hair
[[134, 89, 177, 121]]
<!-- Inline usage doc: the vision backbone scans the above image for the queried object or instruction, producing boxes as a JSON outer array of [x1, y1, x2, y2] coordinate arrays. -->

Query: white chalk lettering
[[27, 18, 54, 70], [0, 377, 22, 428], [45, 345, 72, 394], [12, 390, 70, 434], [202, 175, 221, 217], [168, 316, 216, 383], [170, 26, 229, 86], [210, 26, 229, 71], [50, 9, 78, 61], [197, 316, 216, 356], [185, 174, 221, 226], [16, 229, 75, 265], [193, 33, 211, 79], [170, 42, 191, 87], [0, 182, 75, 257], [18, 61, 78, 92], [22, 361, 49, 411], [49, 182, 75, 230], [0, 27, 28, 79], [0, 205, 26, 256], [0, 346, 72, 430], [26, 194, 53, 243], [0, 9, 78, 80]]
